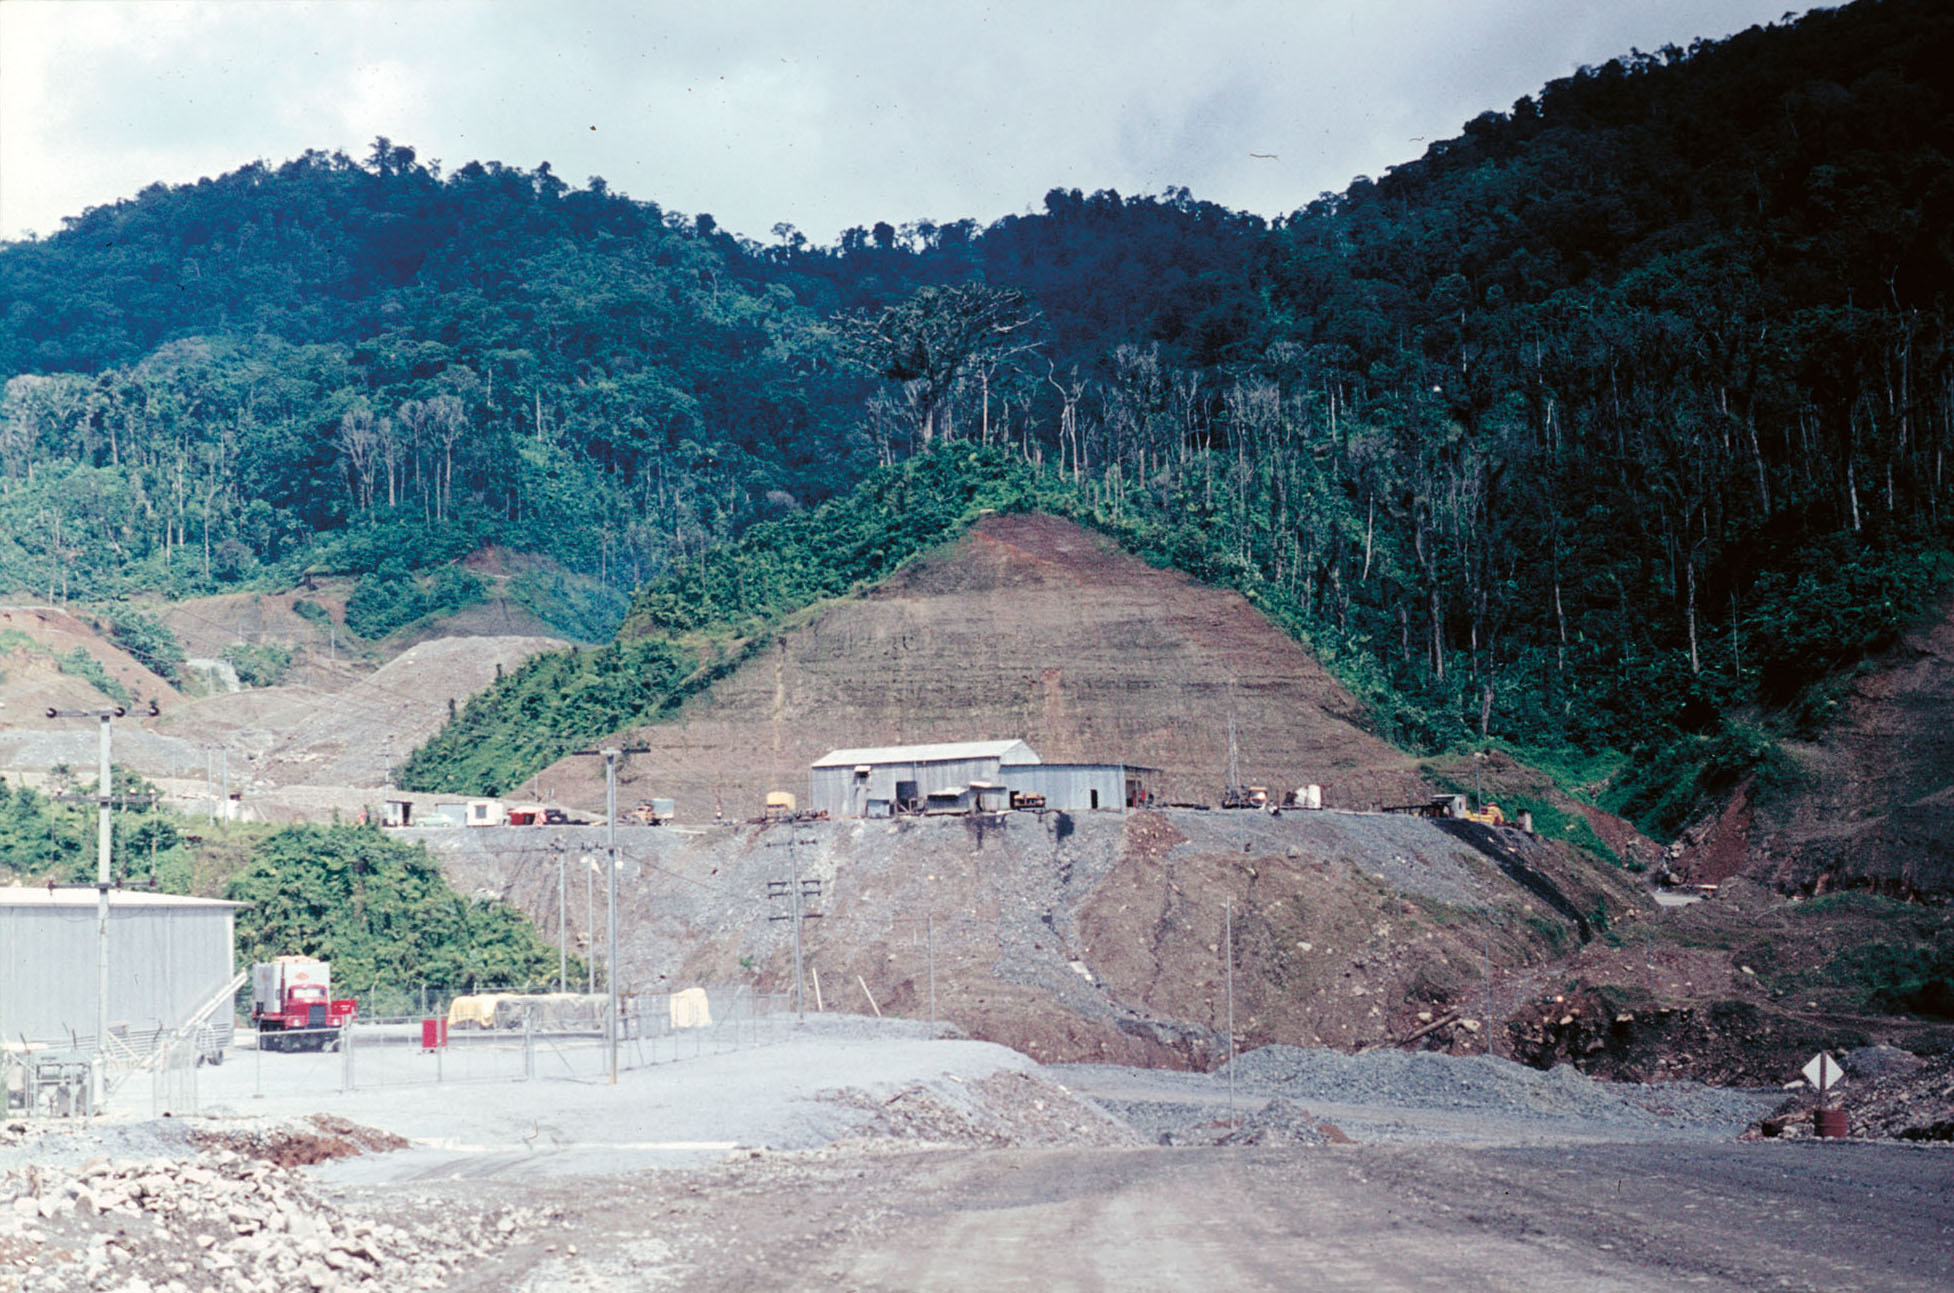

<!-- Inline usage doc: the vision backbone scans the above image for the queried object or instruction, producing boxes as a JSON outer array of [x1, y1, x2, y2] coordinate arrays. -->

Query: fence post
[[524, 1008, 534, 1081], [339, 1021, 354, 1094]]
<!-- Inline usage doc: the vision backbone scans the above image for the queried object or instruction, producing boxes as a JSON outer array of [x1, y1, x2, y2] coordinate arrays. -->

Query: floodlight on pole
[[45, 705, 126, 1104], [571, 742, 648, 1086]]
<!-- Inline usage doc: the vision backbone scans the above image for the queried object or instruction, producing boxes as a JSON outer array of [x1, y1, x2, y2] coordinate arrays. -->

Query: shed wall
[[811, 756, 1004, 818], [999, 764, 1128, 811], [0, 904, 236, 1049]]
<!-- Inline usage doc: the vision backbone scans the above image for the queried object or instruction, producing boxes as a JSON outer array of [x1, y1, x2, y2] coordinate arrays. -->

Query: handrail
[[102, 971, 248, 1097]]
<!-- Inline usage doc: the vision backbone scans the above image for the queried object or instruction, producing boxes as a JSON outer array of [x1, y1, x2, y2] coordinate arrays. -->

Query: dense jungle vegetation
[[7, 0, 1954, 835], [0, 771, 571, 997]]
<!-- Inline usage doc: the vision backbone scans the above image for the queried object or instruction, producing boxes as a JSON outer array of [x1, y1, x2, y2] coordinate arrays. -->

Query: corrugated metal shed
[[0, 888, 240, 1051]]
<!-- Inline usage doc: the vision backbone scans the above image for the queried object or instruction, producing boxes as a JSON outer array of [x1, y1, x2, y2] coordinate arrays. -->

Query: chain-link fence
[[197, 985, 791, 1103], [150, 1032, 203, 1118]]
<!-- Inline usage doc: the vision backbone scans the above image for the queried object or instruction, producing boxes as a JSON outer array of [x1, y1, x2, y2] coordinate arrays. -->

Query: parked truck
[[250, 956, 357, 1052], [629, 798, 677, 825]]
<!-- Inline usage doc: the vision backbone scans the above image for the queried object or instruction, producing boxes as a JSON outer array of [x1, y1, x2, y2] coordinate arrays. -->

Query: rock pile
[[1753, 1048, 1954, 1141], [0, 1134, 540, 1292], [824, 1070, 1139, 1149]]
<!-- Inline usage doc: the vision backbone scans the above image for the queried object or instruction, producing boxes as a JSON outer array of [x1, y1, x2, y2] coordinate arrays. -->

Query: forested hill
[[8, 0, 1954, 833]]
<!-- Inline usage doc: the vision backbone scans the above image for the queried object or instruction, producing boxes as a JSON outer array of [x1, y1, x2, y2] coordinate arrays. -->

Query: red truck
[[251, 956, 357, 1052]]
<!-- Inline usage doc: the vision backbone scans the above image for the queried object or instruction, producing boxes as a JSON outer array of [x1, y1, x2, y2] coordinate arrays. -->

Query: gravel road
[[614, 1140, 1954, 1291], [4, 1025, 1947, 1291]]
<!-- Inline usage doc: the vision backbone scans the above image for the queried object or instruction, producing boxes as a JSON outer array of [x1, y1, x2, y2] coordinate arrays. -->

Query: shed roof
[[811, 740, 1041, 769], [0, 887, 243, 910]]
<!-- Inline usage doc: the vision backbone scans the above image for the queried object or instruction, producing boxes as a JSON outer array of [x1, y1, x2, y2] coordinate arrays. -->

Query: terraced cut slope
[[537, 513, 1427, 820]]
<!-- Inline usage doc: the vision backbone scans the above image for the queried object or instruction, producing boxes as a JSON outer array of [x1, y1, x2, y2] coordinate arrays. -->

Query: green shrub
[[345, 563, 486, 638], [223, 642, 293, 688], [106, 609, 185, 683], [228, 823, 571, 995], [1824, 941, 1954, 1019], [1602, 722, 1792, 840], [507, 568, 630, 643], [57, 648, 131, 705], [395, 639, 693, 795]]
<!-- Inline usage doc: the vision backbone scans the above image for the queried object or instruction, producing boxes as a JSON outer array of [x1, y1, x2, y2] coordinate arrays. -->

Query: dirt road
[[442, 1141, 1951, 1290]]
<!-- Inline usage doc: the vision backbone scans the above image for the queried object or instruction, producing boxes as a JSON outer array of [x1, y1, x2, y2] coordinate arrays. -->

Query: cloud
[[1, 0, 1807, 244]]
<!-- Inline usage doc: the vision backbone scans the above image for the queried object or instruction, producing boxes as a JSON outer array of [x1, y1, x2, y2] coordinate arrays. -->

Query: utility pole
[[1225, 895, 1236, 1128], [766, 836, 822, 1019], [46, 705, 124, 1104], [571, 744, 647, 1084], [605, 748, 618, 1083]]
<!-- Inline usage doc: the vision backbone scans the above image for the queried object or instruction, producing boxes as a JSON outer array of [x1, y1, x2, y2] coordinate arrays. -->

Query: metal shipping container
[[0, 888, 240, 1052]]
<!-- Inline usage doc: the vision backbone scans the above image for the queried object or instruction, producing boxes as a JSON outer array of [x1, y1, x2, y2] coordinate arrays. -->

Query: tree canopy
[[6, 0, 1954, 835]]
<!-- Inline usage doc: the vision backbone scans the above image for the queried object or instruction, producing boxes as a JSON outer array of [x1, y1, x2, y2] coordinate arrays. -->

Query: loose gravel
[[1219, 1044, 1781, 1134], [0, 1131, 537, 1292]]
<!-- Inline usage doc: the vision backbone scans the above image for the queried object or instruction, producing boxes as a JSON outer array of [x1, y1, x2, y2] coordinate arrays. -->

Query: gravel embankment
[[1052, 1043, 1784, 1146], [1221, 1045, 1781, 1134]]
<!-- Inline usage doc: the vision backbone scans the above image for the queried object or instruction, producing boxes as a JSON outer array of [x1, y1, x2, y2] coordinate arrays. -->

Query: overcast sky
[[1, 0, 1809, 247]]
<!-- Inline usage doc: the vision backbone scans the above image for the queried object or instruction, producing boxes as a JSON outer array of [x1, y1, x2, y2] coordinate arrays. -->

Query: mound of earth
[[536, 512, 1429, 821], [416, 806, 1643, 1068], [1686, 594, 1954, 898], [256, 635, 566, 788]]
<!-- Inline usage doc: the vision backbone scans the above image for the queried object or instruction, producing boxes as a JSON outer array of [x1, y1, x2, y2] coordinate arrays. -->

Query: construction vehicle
[[1384, 794, 1506, 827], [250, 956, 357, 1052], [758, 791, 829, 823], [629, 798, 676, 826], [1220, 785, 1269, 810]]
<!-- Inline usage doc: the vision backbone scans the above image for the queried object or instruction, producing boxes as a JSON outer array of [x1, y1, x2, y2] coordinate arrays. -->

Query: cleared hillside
[[534, 513, 1429, 820], [0, 591, 565, 819]]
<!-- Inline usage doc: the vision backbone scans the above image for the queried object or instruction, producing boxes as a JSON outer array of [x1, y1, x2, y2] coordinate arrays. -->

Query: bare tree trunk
[[1361, 494, 1374, 582], [1686, 547, 1701, 675], [1430, 586, 1445, 684], [1554, 575, 1568, 674]]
